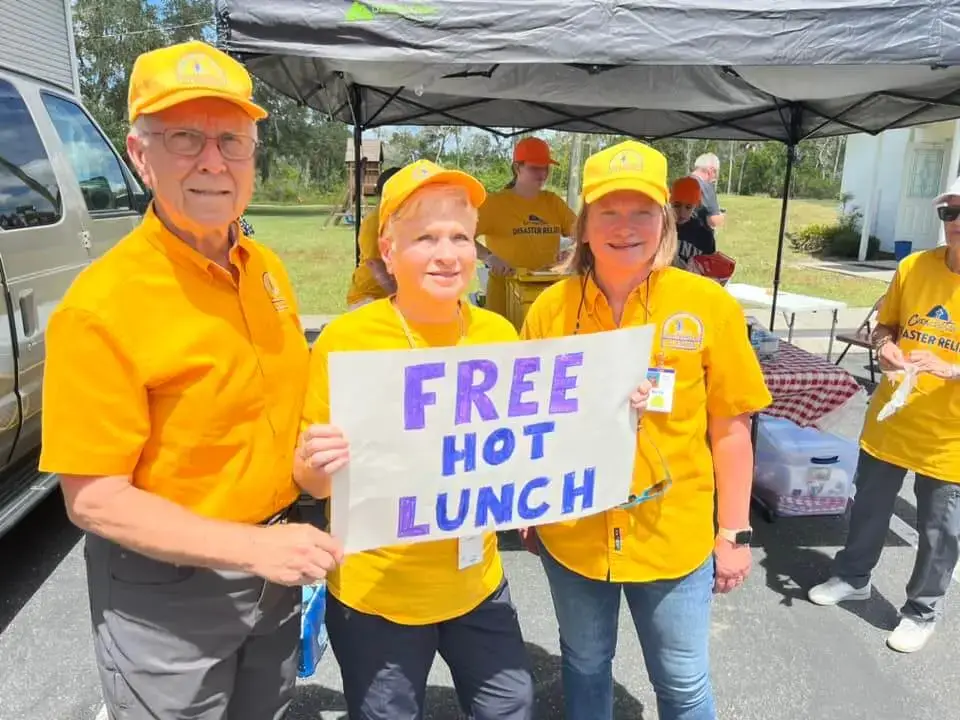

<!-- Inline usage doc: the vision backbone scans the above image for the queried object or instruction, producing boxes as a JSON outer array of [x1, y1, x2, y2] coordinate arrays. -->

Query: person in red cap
[[475, 136, 576, 317], [670, 176, 716, 270]]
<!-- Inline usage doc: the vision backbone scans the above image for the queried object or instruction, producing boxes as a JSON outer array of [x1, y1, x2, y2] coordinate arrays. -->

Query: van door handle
[[19, 290, 37, 338]]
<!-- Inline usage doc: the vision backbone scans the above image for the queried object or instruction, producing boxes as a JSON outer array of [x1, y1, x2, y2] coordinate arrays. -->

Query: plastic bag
[[298, 583, 329, 679], [876, 366, 918, 422]]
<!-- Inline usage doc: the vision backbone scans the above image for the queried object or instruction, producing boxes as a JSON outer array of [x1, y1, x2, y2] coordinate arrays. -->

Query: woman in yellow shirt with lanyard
[[345, 167, 401, 309], [520, 141, 772, 720], [476, 136, 577, 317], [292, 160, 535, 720]]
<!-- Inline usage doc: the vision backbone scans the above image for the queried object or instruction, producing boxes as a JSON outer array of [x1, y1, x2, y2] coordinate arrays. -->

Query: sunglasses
[[618, 424, 673, 509], [937, 206, 960, 223]]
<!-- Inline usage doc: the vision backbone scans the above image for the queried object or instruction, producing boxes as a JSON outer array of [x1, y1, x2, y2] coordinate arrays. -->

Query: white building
[[840, 119, 960, 260]]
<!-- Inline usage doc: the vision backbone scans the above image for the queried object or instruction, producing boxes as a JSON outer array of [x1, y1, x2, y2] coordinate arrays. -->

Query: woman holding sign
[[293, 160, 535, 720], [520, 140, 772, 720]]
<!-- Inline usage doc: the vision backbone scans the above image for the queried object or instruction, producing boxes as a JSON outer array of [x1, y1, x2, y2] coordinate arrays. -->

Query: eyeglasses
[[937, 206, 960, 223], [146, 128, 258, 161]]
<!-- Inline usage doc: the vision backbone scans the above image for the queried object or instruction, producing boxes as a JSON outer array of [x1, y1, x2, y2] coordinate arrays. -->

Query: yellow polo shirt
[[521, 269, 772, 582], [477, 189, 576, 316], [39, 205, 309, 524], [346, 209, 389, 306], [302, 298, 517, 624], [860, 247, 960, 482]]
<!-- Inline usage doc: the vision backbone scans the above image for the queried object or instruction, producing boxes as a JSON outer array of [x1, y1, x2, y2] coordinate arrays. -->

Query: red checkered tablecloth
[[760, 341, 864, 428]]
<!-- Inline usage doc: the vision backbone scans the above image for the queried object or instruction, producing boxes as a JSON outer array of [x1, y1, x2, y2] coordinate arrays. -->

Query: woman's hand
[[630, 379, 654, 415], [713, 536, 751, 593], [298, 424, 350, 476], [907, 350, 955, 379]]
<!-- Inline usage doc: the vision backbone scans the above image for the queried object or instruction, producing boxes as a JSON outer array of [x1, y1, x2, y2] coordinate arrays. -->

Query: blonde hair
[[561, 200, 677, 276], [382, 184, 477, 241]]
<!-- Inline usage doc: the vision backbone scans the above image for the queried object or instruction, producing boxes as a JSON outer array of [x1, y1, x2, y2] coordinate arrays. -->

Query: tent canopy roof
[[216, 0, 960, 142]]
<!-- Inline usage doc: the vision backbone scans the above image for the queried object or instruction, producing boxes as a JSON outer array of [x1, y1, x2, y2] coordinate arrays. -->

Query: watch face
[[735, 530, 753, 545]]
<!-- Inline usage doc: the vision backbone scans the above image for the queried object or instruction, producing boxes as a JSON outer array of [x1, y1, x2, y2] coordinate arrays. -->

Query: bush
[[787, 210, 880, 260]]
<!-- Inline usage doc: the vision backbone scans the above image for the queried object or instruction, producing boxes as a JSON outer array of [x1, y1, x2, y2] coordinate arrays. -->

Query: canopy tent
[[215, 0, 960, 328]]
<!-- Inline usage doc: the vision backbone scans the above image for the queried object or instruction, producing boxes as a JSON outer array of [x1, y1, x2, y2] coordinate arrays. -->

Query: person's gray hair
[[128, 117, 151, 138], [694, 153, 720, 171]]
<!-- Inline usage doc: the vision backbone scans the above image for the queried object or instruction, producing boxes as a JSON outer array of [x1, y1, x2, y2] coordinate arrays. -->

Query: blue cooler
[[894, 240, 913, 261]]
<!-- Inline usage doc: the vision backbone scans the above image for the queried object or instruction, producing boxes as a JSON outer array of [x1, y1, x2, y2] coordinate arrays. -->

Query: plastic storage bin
[[504, 270, 565, 331], [753, 414, 858, 519]]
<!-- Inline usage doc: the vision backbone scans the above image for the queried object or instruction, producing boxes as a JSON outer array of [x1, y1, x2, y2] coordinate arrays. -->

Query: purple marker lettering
[[404, 362, 446, 430], [507, 356, 540, 417], [549, 352, 584, 414], [397, 496, 430, 537], [455, 359, 499, 425]]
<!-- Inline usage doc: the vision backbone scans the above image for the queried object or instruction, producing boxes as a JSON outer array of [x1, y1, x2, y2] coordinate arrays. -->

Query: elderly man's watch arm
[[709, 413, 754, 532], [60, 474, 268, 571]]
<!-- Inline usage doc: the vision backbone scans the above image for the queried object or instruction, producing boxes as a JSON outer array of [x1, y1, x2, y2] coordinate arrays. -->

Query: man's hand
[[298, 424, 350, 476], [877, 339, 908, 374], [485, 254, 513, 277], [907, 350, 955, 379], [713, 536, 751, 594], [250, 523, 343, 585]]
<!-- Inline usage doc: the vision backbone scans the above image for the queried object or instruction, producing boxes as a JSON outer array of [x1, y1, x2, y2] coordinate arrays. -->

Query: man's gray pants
[[84, 533, 300, 719], [834, 449, 960, 623]]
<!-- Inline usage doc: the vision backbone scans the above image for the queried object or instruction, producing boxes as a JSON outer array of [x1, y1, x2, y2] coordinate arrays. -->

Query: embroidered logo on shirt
[[660, 312, 704, 352], [262, 272, 289, 312]]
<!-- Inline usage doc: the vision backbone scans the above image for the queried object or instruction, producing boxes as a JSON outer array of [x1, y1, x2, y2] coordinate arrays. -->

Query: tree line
[[73, 0, 846, 205]]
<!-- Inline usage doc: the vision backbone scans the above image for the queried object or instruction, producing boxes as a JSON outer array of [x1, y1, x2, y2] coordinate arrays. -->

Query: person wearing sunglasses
[[808, 175, 960, 654], [518, 140, 772, 720]]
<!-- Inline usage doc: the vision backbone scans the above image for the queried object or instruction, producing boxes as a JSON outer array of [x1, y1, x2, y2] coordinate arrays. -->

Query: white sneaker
[[886, 617, 936, 653], [807, 577, 872, 606]]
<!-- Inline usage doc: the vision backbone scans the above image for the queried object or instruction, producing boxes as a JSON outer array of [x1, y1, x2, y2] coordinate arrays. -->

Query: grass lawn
[[248, 196, 889, 316]]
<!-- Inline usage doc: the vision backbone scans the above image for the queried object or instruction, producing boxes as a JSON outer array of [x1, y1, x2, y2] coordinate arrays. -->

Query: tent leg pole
[[769, 144, 796, 332], [350, 86, 364, 268]]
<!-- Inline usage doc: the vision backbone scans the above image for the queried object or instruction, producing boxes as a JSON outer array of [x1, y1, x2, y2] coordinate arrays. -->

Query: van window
[[41, 93, 132, 213], [0, 79, 62, 230]]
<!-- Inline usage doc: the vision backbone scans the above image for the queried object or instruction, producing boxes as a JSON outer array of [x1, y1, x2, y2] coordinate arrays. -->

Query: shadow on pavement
[[291, 642, 647, 719], [752, 509, 901, 631], [0, 488, 81, 633]]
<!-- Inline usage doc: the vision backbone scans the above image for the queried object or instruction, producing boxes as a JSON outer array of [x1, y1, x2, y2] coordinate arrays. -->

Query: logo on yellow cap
[[175, 53, 228, 88], [609, 150, 645, 173]]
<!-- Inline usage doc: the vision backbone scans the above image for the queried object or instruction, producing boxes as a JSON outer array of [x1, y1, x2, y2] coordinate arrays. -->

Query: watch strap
[[718, 527, 752, 545]]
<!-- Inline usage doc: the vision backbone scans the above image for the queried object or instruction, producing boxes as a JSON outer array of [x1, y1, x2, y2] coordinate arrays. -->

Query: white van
[[0, 0, 146, 536]]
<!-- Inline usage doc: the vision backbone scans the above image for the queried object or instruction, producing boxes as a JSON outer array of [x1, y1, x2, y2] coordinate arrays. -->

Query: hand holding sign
[[298, 424, 350, 476], [328, 326, 655, 554]]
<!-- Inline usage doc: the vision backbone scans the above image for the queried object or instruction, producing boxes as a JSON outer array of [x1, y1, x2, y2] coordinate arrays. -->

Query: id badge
[[646, 367, 676, 413], [458, 535, 484, 570]]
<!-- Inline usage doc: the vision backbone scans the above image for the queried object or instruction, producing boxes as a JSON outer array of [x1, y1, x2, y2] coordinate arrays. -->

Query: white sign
[[328, 325, 655, 554]]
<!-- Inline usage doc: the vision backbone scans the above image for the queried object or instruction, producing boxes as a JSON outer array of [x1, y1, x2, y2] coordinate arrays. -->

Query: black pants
[[834, 450, 960, 622], [325, 578, 535, 720]]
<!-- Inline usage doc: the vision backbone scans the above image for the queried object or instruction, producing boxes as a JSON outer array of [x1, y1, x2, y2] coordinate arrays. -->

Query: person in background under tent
[[345, 166, 402, 310], [670, 175, 716, 271], [475, 136, 577, 317]]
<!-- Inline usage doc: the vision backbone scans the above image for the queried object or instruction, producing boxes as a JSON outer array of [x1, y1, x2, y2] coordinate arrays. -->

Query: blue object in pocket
[[298, 582, 329, 679]]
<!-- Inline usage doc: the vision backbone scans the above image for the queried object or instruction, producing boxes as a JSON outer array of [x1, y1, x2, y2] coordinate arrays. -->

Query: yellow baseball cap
[[581, 140, 669, 207], [378, 160, 487, 233], [128, 40, 267, 124]]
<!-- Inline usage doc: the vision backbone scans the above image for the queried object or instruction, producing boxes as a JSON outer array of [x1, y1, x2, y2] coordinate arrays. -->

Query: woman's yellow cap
[[581, 140, 669, 207], [378, 160, 487, 233]]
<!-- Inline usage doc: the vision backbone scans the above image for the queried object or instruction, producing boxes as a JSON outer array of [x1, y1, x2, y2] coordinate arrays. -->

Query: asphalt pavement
[[2, 352, 958, 720]]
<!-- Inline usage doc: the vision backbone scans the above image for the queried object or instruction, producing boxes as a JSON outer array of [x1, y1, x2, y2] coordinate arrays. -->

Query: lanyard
[[390, 297, 466, 349]]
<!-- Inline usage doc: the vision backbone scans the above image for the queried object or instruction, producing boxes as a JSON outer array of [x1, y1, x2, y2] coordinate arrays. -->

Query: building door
[[895, 143, 948, 251]]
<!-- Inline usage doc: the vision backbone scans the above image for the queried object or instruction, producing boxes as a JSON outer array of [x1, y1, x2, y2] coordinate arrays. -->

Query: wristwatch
[[718, 527, 753, 546]]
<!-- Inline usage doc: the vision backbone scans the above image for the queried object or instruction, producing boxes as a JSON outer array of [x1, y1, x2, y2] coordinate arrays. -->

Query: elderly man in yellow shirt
[[809, 176, 960, 654], [38, 41, 342, 719]]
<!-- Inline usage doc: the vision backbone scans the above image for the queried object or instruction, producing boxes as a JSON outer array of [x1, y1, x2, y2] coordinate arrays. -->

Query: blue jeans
[[540, 547, 716, 720]]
